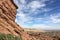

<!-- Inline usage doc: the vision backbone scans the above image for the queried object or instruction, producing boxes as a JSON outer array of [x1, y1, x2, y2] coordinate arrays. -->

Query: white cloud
[[17, 12, 25, 17], [16, 13, 29, 23], [20, 0, 26, 4], [42, 8, 53, 12], [14, 0, 47, 14], [28, 1, 46, 10], [15, 19, 18, 24], [14, 0, 57, 30], [14, 0, 26, 4], [40, 7, 56, 13], [50, 13, 60, 23], [14, 0, 60, 30], [41, 0, 49, 2], [14, 0, 46, 23], [16, 11, 34, 23], [13, 0, 21, 6]]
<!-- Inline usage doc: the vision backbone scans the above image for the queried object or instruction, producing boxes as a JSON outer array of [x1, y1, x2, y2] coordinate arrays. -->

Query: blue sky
[[14, 0, 60, 30]]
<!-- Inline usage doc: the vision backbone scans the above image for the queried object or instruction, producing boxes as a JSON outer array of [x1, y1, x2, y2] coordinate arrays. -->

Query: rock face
[[0, 0, 32, 40]]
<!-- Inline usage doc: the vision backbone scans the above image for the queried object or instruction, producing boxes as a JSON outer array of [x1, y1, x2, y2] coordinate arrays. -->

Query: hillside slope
[[0, 0, 32, 40]]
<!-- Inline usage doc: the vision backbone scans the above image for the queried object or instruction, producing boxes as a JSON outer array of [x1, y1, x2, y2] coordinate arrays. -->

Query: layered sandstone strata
[[0, 0, 32, 40]]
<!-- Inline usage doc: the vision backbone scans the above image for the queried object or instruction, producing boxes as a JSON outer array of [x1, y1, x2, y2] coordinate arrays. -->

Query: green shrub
[[0, 33, 22, 40], [7, 34, 15, 40], [0, 33, 7, 40]]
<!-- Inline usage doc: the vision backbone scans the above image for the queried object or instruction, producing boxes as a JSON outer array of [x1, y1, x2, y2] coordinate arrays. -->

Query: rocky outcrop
[[0, 0, 32, 40]]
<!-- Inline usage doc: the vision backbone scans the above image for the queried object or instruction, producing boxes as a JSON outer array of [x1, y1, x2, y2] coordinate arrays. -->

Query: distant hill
[[24, 28, 46, 32], [24, 28, 60, 32]]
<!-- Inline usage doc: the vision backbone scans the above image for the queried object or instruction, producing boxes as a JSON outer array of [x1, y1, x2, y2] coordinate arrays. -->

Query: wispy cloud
[[50, 13, 60, 23], [28, 1, 46, 9], [20, 0, 26, 4], [14, 0, 46, 23], [14, 0, 60, 30]]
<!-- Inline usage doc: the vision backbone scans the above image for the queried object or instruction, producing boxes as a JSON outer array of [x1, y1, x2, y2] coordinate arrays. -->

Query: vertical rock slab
[[0, 0, 32, 40]]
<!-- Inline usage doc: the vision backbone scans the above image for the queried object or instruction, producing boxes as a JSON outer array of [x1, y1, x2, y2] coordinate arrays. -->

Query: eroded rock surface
[[0, 0, 32, 40]]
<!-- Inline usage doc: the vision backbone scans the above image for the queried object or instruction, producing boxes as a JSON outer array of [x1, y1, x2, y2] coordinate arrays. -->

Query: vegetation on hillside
[[0, 33, 22, 40]]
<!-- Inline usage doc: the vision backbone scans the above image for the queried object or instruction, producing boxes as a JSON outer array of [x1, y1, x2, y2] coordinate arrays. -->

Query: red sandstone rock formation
[[0, 0, 32, 40]]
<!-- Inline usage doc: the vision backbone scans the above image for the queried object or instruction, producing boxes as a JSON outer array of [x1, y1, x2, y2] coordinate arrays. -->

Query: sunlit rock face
[[0, 0, 32, 40]]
